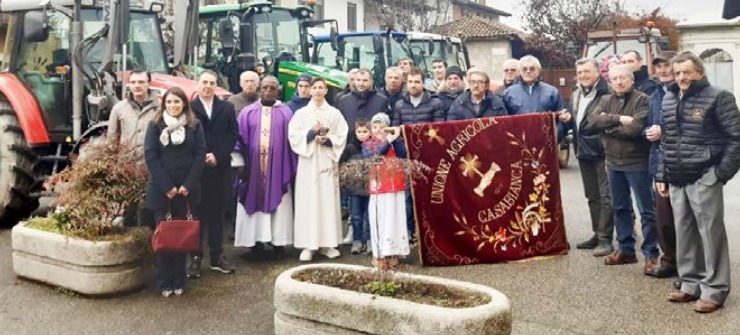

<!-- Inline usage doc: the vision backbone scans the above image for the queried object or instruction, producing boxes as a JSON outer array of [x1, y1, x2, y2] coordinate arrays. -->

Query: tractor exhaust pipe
[[71, 0, 83, 141]]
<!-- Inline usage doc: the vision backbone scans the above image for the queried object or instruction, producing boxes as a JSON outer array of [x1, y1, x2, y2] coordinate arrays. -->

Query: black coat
[[447, 90, 508, 121], [656, 77, 740, 185], [570, 77, 611, 160], [336, 89, 390, 162], [437, 89, 464, 119], [191, 97, 239, 174], [391, 91, 445, 126], [144, 120, 206, 210], [634, 66, 658, 96]]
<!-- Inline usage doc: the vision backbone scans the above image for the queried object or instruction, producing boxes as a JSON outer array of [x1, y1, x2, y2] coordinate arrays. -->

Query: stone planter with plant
[[274, 263, 512, 335], [12, 143, 152, 295]]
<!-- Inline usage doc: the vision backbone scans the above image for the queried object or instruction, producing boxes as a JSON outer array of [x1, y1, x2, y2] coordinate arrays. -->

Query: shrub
[[44, 143, 148, 239]]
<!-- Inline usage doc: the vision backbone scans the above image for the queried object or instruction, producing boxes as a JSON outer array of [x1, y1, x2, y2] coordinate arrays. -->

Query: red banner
[[402, 113, 568, 266]]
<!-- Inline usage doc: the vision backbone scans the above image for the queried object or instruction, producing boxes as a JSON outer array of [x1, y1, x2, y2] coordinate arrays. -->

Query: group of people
[[106, 49, 740, 312], [561, 50, 740, 314]]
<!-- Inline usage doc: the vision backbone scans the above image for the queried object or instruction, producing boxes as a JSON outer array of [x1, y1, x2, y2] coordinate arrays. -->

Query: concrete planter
[[274, 264, 512, 335], [11, 222, 149, 295]]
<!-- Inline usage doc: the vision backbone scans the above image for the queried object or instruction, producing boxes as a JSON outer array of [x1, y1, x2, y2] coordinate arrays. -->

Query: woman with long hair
[[144, 87, 206, 297]]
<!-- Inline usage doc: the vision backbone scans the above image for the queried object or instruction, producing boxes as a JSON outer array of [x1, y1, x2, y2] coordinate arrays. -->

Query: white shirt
[[199, 97, 214, 119]]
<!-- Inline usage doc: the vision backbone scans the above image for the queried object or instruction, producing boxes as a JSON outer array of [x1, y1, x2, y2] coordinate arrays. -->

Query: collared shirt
[[200, 97, 214, 119]]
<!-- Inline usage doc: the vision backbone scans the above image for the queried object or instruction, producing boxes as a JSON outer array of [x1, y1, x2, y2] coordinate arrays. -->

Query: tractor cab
[[407, 32, 471, 76], [195, 2, 347, 102], [0, 0, 214, 224], [312, 31, 420, 88], [4, 4, 169, 140]]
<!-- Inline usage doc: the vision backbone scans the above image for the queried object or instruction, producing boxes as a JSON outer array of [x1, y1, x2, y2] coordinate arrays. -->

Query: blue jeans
[[607, 168, 659, 258], [340, 187, 349, 210], [350, 195, 369, 242]]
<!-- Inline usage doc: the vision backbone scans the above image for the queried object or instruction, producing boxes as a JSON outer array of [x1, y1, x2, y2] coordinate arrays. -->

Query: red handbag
[[152, 196, 200, 253]]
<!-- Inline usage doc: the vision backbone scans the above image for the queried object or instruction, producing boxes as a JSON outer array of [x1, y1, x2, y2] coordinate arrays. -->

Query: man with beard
[[227, 71, 260, 116], [391, 67, 445, 126], [286, 73, 313, 112], [436, 66, 466, 119], [337, 68, 390, 163], [189, 70, 239, 277], [448, 70, 507, 120], [233, 76, 298, 259]]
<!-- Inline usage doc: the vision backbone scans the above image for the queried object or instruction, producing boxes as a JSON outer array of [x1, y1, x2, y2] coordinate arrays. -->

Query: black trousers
[[153, 198, 190, 291], [654, 192, 677, 268], [198, 167, 233, 260]]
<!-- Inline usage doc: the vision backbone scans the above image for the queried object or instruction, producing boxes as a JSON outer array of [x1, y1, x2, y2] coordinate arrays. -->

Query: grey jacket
[[107, 91, 160, 158]]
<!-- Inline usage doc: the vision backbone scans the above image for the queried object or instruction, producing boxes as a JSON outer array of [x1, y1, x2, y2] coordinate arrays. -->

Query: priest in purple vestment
[[233, 76, 298, 258]]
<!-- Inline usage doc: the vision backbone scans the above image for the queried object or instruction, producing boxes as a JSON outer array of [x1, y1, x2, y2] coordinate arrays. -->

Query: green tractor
[[176, 1, 348, 104]]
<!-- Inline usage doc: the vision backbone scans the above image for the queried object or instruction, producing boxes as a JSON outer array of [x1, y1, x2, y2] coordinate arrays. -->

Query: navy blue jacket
[[336, 89, 390, 162], [447, 90, 507, 121], [286, 93, 311, 113], [646, 84, 667, 177], [191, 97, 238, 173], [144, 121, 206, 210], [391, 91, 446, 126]]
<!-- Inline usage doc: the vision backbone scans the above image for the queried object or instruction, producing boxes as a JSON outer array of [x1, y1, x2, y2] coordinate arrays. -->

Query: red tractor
[[0, 0, 226, 226]]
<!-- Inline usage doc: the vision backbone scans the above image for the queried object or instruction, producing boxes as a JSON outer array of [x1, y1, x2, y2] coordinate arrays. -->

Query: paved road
[[1, 157, 739, 335]]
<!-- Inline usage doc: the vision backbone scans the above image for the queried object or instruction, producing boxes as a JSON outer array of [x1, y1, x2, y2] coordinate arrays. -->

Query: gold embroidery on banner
[[453, 130, 555, 254]]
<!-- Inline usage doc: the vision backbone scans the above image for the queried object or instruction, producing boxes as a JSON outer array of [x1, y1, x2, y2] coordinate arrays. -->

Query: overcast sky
[[487, 0, 730, 31]]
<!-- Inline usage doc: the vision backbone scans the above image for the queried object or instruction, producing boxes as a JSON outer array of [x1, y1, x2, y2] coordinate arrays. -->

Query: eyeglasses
[[521, 66, 538, 73], [504, 69, 517, 72], [469, 80, 488, 86]]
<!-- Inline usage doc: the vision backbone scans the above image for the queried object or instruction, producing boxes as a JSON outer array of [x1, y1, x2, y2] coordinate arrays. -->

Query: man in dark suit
[[188, 70, 239, 278]]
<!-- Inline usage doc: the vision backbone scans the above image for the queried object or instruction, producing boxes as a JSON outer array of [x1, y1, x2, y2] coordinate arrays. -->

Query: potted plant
[[12, 143, 152, 295]]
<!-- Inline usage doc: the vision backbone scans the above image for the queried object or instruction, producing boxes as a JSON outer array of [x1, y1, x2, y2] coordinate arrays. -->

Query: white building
[[678, 21, 740, 98], [275, 0, 364, 35]]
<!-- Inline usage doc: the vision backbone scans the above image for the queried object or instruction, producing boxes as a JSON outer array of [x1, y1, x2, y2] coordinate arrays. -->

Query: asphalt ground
[[1, 156, 739, 335]]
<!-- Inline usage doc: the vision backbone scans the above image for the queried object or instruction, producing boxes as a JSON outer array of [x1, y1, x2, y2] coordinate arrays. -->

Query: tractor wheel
[[0, 101, 40, 227]]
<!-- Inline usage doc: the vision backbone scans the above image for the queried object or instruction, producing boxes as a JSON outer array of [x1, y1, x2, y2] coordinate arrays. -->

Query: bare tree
[[365, 0, 452, 32]]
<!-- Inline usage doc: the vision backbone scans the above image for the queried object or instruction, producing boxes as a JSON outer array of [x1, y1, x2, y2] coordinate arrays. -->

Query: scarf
[[160, 112, 187, 146]]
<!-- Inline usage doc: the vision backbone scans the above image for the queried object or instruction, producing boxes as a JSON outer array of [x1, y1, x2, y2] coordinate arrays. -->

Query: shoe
[[604, 252, 637, 265], [351, 241, 363, 254], [576, 236, 599, 249], [299, 249, 314, 262], [673, 279, 682, 290], [253, 242, 266, 252], [342, 226, 354, 245], [186, 255, 202, 279], [648, 266, 678, 278], [320, 247, 341, 259], [592, 240, 614, 257], [408, 234, 418, 247], [694, 299, 722, 313], [643, 258, 659, 275], [161, 290, 173, 298], [668, 291, 697, 303], [173, 288, 184, 296], [209, 255, 235, 274], [272, 246, 286, 260]]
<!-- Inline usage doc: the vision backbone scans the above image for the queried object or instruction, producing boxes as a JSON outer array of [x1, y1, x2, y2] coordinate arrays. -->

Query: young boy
[[349, 118, 371, 254]]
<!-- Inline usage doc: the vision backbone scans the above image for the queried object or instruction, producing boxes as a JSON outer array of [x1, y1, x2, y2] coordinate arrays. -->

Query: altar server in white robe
[[289, 78, 348, 262]]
